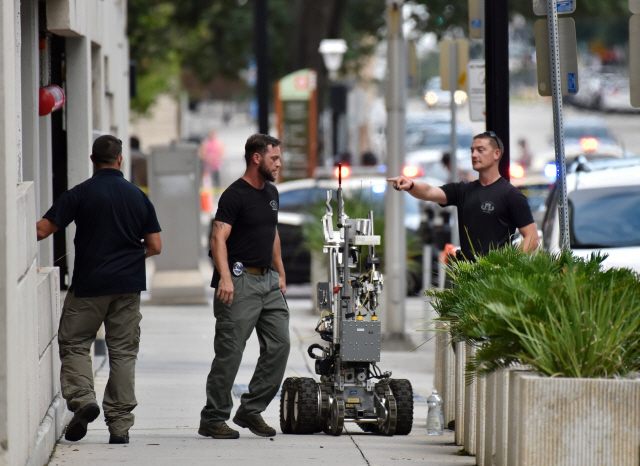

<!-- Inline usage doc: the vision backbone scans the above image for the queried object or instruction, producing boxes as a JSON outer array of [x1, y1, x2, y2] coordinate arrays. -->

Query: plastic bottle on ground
[[426, 389, 444, 435]]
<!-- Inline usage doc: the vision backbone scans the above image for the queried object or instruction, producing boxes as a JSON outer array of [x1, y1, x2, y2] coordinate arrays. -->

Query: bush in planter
[[301, 197, 423, 291], [425, 246, 640, 378]]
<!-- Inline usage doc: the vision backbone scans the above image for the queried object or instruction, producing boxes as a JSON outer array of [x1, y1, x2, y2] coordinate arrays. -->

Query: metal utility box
[[148, 142, 201, 271], [340, 321, 381, 362]]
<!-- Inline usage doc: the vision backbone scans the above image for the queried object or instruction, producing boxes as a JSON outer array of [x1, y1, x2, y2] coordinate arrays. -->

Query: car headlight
[[454, 90, 468, 105], [424, 91, 438, 106]]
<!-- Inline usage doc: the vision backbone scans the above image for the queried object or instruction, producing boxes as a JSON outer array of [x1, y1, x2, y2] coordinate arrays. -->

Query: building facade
[[0, 1, 130, 464]]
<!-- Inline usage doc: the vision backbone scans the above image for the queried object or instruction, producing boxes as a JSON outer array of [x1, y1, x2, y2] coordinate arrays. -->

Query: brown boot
[[198, 422, 240, 439]]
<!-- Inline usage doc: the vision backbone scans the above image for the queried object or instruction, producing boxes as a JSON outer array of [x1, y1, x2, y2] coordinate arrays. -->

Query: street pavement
[[48, 293, 476, 466]]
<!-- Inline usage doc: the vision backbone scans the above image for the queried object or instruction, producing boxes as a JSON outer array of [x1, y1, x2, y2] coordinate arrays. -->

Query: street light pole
[[384, 0, 406, 341], [255, 0, 269, 134]]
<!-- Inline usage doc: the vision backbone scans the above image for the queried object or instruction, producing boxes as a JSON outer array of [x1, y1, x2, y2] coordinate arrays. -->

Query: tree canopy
[[128, 0, 632, 113]]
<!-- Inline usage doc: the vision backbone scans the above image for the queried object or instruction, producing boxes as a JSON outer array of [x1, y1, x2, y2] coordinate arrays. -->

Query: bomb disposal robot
[[279, 168, 414, 436]]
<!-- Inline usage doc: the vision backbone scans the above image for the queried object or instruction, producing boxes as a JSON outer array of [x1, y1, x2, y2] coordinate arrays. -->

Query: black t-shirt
[[43, 169, 161, 297], [440, 177, 534, 260], [213, 178, 279, 269]]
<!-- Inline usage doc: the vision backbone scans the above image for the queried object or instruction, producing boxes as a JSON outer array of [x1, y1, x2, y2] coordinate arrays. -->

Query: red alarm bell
[[39, 84, 65, 116]]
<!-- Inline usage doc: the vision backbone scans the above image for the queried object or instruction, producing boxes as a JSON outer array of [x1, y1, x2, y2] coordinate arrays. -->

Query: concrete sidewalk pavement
[[49, 296, 475, 466]]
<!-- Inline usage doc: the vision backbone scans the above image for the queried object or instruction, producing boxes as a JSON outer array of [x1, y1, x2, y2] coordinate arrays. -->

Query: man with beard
[[199, 134, 289, 439]]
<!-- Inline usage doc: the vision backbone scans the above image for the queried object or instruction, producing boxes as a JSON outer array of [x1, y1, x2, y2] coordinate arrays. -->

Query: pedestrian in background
[[388, 132, 538, 259], [199, 134, 289, 440], [36, 135, 162, 444], [199, 129, 225, 188]]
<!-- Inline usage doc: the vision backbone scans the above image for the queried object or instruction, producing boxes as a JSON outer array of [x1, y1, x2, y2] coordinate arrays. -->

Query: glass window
[[569, 185, 640, 248], [278, 189, 311, 211]]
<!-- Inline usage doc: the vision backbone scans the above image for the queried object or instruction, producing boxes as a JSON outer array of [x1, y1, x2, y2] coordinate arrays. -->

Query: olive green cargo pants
[[58, 291, 142, 435], [200, 269, 290, 428]]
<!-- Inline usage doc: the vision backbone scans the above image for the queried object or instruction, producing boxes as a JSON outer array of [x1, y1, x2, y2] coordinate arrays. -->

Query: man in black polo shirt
[[36, 135, 162, 444], [388, 131, 539, 259], [198, 134, 289, 440]]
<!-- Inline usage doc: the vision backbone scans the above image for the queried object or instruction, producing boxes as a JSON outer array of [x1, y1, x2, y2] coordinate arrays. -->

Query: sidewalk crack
[[345, 426, 371, 466]]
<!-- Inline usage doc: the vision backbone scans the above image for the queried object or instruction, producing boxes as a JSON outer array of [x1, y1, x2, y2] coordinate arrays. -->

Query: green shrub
[[425, 246, 640, 378]]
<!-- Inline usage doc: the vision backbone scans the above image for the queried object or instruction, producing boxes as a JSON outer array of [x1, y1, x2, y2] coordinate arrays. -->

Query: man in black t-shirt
[[388, 131, 538, 259], [36, 135, 162, 444], [198, 134, 290, 440]]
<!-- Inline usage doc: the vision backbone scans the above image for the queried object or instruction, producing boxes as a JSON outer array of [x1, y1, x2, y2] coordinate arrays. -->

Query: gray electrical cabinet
[[148, 142, 201, 271], [147, 142, 206, 304]]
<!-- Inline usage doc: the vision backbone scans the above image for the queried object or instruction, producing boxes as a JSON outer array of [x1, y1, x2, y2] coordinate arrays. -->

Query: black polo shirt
[[44, 168, 161, 297]]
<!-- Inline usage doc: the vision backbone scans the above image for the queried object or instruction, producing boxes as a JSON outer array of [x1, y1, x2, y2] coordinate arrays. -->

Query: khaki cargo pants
[[200, 269, 290, 428], [58, 291, 142, 435]]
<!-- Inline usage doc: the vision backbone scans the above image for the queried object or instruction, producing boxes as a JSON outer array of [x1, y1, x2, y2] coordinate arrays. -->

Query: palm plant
[[426, 246, 640, 379]]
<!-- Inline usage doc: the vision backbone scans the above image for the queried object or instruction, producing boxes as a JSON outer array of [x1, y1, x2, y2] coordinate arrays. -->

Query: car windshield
[[416, 131, 473, 149], [278, 184, 419, 217], [569, 185, 640, 248], [564, 126, 611, 140]]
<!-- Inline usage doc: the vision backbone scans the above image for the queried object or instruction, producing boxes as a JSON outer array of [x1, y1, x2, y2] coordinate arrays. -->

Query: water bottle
[[426, 389, 444, 435]]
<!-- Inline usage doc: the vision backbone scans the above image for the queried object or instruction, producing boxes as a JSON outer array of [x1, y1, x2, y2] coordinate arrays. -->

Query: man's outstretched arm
[[386, 175, 448, 204], [518, 223, 540, 253]]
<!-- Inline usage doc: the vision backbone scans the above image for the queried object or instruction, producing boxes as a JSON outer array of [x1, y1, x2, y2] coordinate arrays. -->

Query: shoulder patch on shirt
[[270, 200, 278, 211]]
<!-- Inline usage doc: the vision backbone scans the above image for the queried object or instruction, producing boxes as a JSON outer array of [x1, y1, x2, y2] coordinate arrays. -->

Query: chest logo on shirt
[[270, 200, 278, 211], [480, 201, 495, 213]]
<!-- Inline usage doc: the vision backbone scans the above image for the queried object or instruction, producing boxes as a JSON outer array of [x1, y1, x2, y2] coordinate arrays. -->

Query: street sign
[[468, 60, 486, 121], [468, 0, 483, 39], [533, 0, 576, 15], [631, 0, 640, 14], [439, 39, 469, 91], [631, 15, 640, 107], [534, 18, 579, 96]]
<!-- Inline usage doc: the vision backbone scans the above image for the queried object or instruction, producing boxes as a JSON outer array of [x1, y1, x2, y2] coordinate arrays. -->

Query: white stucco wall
[[1, 1, 130, 465]]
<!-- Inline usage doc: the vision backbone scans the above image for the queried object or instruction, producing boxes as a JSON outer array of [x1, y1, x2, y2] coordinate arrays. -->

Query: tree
[[127, 0, 632, 113]]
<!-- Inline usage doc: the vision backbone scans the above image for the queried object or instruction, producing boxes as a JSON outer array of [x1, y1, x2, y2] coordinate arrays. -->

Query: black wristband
[[407, 180, 415, 191]]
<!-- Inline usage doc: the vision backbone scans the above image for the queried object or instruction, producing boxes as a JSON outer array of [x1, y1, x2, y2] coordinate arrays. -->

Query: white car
[[542, 159, 640, 273]]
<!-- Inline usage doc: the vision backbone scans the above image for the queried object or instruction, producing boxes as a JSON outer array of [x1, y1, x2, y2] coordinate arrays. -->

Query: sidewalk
[[48, 295, 475, 466]]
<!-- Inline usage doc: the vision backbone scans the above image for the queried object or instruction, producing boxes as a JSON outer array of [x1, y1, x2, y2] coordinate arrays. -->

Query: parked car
[[542, 158, 640, 273], [277, 175, 434, 285], [423, 77, 467, 109], [405, 124, 476, 183]]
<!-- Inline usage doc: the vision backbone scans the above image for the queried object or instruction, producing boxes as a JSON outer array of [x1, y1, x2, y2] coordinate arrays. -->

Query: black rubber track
[[279, 377, 295, 434], [291, 377, 319, 434], [357, 422, 377, 433], [389, 378, 413, 435]]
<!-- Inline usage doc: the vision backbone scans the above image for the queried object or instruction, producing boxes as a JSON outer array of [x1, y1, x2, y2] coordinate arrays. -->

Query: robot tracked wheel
[[278, 168, 414, 436]]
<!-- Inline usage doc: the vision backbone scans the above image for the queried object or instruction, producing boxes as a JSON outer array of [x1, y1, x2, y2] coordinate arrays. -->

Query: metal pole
[[547, 0, 570, 249], [255, 0, 269, 134], [384, 0, 406, 340], [484, 0, 510, 181], [449, 41, 460, 247]]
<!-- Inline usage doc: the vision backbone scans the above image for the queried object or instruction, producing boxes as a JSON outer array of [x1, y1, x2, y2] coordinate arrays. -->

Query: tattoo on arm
[[213, 221, 228, 230]]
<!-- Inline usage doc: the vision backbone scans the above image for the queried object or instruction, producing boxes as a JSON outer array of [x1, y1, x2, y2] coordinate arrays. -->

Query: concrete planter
[[454, 342, 466, 445], [463, 344, 477, 454], [509, 375, 640, 466], [434, 324, 456, 426]]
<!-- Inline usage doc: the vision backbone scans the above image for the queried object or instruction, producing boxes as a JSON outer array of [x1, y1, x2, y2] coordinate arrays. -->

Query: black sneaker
[[198, 423, 240, 439], [65, 403, 100, 441], [232, 415, 276, 437], [109, 433, 129, 444]]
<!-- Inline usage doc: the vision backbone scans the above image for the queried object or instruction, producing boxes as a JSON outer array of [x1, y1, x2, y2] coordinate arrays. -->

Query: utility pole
[[255, 0, 269, 134], [384, 0, 406, 341], [484, 0, 510, 180]]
